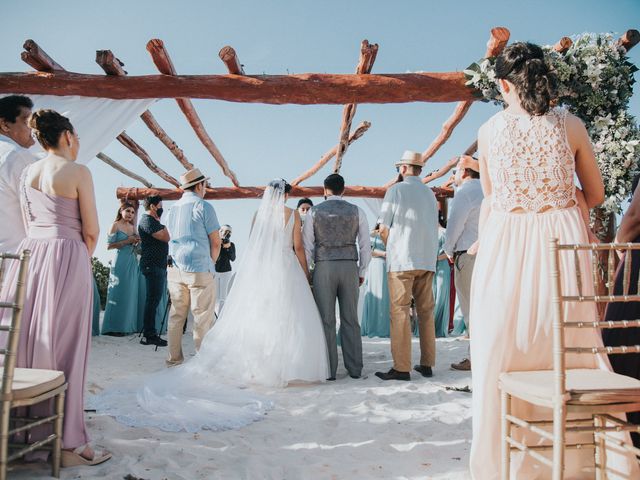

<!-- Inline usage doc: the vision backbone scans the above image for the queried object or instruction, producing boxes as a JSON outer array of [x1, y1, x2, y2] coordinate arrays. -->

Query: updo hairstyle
[[28, 109, 75, 149], [494, 42, 558, 116]]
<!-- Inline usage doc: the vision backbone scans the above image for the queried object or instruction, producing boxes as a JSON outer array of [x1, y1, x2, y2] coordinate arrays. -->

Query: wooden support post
[[333, 40, 378, 173], [420, 27, 510, 184], [117, 132, 180, 187], [617, 29, 640, 52], [21, 39, 64, 72], [96, 152, 153, 187], [117, 185, 454, 201], [147, 39, 240, 186], [291, 121, 371, 186], [219, 46, 245, 75], [96, 49, 194, 171]]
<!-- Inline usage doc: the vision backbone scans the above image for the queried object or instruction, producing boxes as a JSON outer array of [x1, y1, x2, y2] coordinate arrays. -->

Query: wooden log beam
[[464, 140, 478, 157], [618, 29, 640, 52], [553, 37, 573, 53], [219, 46, 245, 75], [21, 39, 64, 72], [0, 71, 476, 104], [96, 49, 195, 172], [420, 27, 509, 171], [334, 39, 378, 174], [147, 39, 240, 186], [96, 152, 153, 187], [117, 185, 454, 201], [291, 121, 371, 186], [117, 132, 180, 187]]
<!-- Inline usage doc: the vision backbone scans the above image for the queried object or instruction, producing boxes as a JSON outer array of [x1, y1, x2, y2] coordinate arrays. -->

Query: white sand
[[12, 334, 473, 479]]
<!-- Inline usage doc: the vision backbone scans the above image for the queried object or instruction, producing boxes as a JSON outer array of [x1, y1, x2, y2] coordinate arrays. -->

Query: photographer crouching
[[215, 224, 236, 316]]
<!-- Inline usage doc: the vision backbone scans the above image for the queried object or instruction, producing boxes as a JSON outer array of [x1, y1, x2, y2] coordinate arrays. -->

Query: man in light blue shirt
[[444, 156, 483, 372], [165, 168, 221, 366], [375, 151, 439, 381]]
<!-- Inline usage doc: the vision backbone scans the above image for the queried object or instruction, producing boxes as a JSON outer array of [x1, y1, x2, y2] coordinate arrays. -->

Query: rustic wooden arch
[[2, 28, 637, 204]]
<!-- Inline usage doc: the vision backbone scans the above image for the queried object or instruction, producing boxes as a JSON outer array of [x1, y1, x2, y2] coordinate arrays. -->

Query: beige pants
[[166, 268, 216, 366], [388, 270, 436, 372], [454, 252, 475, 330]]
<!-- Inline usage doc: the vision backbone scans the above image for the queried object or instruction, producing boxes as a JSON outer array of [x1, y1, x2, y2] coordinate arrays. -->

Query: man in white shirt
[[302, 174, 371, 380], [375, 151, 439, 381], [0, 95, 37, 253], [444, 156, 483, 371]]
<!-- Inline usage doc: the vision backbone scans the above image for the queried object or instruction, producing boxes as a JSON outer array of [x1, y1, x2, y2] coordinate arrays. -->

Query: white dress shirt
[[443, 178, 484, 257], [0, 135, 37, 253], [302, 196, 371, 277]]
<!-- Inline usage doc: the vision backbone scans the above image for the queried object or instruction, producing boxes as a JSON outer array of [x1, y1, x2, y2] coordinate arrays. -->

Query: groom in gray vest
[[303, 174, 371, 380]]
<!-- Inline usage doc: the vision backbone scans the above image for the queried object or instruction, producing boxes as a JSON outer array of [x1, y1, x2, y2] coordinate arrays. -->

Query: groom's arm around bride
[[302, 174, 371, 380]]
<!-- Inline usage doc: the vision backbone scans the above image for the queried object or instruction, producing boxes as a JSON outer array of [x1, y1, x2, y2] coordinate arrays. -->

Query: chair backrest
[[549, 239, 640, 396], [0, 250, 31, 401]]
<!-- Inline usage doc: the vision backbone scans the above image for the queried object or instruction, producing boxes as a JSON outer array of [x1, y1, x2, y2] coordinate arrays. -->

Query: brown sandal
[[61, 445, 112, 467]]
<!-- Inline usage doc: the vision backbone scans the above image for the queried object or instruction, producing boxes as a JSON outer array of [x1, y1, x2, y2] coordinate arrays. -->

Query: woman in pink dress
[[0, 109, 110, 466], [469, 43, 639, 479]]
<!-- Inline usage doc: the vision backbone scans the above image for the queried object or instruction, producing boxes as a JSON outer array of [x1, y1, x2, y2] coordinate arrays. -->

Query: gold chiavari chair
[[0, 250, 67, 479], [499, 239, 640, 479]]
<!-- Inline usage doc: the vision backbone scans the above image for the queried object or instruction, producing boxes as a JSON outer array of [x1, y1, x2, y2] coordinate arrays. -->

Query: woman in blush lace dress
[[469, 43, 639, 479], [0, 110, 110, 466]]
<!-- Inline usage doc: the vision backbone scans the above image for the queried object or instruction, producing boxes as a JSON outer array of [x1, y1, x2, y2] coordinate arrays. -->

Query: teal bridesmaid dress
[[450, 298, 467, 336], [361, 235, 391, 338], [92, 277, 101, 336], [433, 229, 451, 338], [101, 231, 144, 335]]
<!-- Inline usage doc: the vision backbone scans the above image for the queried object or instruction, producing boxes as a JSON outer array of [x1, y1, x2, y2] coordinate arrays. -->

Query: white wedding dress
[[91, 181, 329, 432]]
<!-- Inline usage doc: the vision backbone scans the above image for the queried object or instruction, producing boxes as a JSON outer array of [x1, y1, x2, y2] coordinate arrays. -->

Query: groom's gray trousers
[[313, 260, 363, 378]]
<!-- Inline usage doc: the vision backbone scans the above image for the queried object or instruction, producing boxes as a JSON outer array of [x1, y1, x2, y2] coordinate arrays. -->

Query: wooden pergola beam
[[420, 27, 510, 177], [96, 49, 194, 171], [96, 152, 153, 187], [553, 37, 573, 53], [117, 185, 454, 201], [464, 140, 478, 157], [0, 71, 476, 104], [147, 39, 239, 186], [333, 39, 378, 174], [117, 132, 180, 187], [618, 29, 640, 52], [219, 46, 245, 75], [21, 39, 64, 72], [291, 121, 371, 186]]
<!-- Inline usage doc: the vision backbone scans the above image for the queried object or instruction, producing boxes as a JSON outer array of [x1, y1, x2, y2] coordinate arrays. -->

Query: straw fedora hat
[[180, 168, 210, 190], [395, 150, 423, 167]]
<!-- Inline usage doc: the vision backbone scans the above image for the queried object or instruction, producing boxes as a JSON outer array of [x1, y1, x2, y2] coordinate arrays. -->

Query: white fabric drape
[[0, 94, 155, 164]]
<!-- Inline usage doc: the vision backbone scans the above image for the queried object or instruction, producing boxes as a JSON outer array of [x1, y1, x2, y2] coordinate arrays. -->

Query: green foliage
[[91, 257, 109, 310]]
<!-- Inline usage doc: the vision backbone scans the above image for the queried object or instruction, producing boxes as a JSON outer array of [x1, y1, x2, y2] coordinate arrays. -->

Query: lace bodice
[[488, 107, 577, 213]]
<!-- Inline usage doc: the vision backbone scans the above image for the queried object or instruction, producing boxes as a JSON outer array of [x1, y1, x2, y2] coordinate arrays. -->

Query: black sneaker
[[375, 368, 410, 381], [413, 365, 433, 378], [140, 335, 168, 347]]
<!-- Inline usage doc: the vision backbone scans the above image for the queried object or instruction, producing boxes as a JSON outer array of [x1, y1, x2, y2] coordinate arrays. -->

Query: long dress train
[[91, 182, 329, 432], [469, 108, 639, 479]]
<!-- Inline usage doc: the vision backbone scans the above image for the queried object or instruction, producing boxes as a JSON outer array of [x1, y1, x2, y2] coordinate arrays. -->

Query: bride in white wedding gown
[[92, 179, 329, 432]]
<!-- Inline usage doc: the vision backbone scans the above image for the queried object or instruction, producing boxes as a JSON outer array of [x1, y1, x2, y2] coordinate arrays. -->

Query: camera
[[222, 232, 231, 243]]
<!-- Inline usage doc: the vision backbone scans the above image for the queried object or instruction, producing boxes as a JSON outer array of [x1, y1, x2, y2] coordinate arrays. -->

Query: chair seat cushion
[[499, 368, 640, 405], [11, 368, 65, 400]]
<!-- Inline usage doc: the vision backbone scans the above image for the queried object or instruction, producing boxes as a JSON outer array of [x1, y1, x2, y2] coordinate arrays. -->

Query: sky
[[2, 0, 640, 265]]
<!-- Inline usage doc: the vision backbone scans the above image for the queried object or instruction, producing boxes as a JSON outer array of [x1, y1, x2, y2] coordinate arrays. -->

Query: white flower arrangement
[[464, 33, 640, 215]]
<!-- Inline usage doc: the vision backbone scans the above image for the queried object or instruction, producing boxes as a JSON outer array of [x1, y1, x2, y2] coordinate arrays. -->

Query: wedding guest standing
[[0, 95, 37, 253], [101, 202, 144, 335], [165, 168, 221, 366], [214, 224, 235, 315], [603, 174, 640, 448], [303, 173, 371, 380], [375, 150, 438, 381], [361, 225, 391, 338], [0, 109, 110, 466], [139, 195, 169, 347], [433, 213, 451, 338], [469, 42, 638, 478], [444, 155, 483, 371], [297, 197, 313, 226]]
